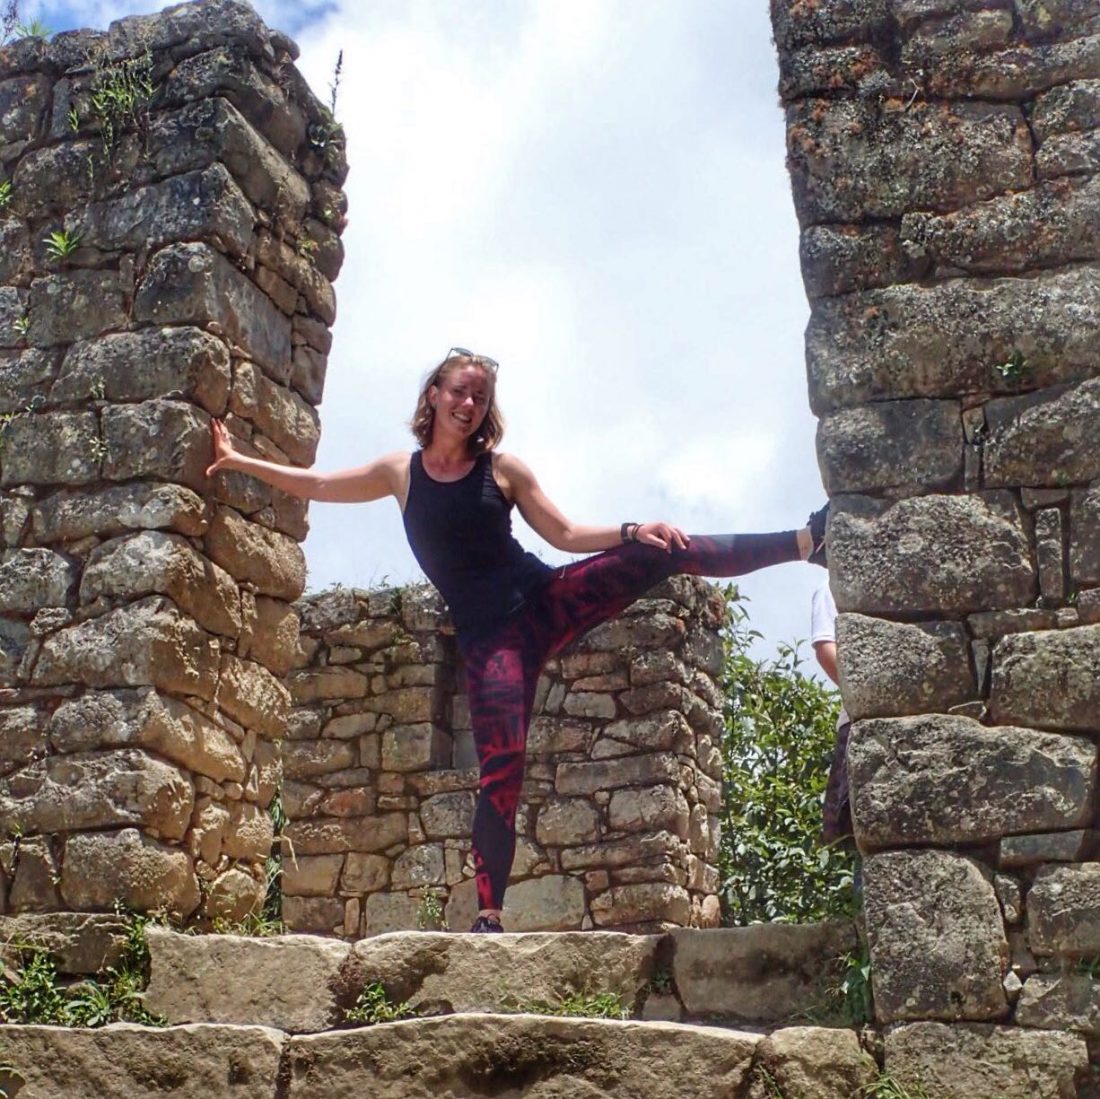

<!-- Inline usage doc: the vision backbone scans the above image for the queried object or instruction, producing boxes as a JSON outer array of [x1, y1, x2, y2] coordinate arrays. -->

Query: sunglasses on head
[[447, 346, 499, 373]]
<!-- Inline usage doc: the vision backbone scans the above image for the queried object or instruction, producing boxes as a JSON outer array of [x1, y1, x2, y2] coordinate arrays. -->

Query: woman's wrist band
[[620, 522, 640, 543]]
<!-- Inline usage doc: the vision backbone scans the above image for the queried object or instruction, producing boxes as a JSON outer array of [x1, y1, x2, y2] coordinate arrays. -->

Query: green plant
[[89, 376, 106, 400], [0, 1060, 25, 1099], [862, 1076, 937, 1099], [68, 104, 80, 131], [12, 314, 28, 337], [296, 236, 319, 262], [416, 891, 446, 931], [719, 591, 859, 925], [307, 50, 345, 158], [14, 17, 47, 37], [43, 228, 81, 261], [0, 946, 68, 1024], [87, 436, 108, 463], [831, 947, 874, 1026], [345, 981, 414, 1025], [514, 989, 628, 1020], [0, 178, 11, 211], [648, 968, 672, 996], [993, 349, 1029, 383], [87, 50, 155, 152]]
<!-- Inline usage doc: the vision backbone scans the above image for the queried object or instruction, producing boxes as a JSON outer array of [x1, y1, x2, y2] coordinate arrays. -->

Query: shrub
[[719, 592, 858, 925]]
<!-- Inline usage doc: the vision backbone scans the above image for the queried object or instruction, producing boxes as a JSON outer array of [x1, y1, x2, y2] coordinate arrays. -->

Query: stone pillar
[[771, 0, 1097, 1092], [283, 575, 727, 936], [0, 0, 345, 923]]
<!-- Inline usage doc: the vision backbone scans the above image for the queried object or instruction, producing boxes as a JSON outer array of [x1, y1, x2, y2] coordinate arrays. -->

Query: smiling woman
[[207, 348, 826, 932]]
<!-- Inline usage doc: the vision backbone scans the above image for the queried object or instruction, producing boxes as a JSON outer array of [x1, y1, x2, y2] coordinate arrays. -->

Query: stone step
[[144, 921, 859, 1033], [0, 1016, 877, 1099]]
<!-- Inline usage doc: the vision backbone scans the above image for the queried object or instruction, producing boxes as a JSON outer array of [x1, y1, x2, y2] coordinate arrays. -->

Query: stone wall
[[772, 0, 1100, 1089], [0, 0, 345, 924], [282, 577, 727, 937]]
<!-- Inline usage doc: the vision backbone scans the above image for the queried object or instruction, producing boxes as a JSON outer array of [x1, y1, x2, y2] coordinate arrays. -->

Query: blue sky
[[33, 0, 827, 660]]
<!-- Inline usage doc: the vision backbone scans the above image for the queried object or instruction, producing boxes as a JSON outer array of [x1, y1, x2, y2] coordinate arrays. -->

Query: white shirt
[[811, 581, 850, 728]]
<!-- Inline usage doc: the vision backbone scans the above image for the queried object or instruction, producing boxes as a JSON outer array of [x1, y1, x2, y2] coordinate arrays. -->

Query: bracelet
[[620, 521, 638, 544]]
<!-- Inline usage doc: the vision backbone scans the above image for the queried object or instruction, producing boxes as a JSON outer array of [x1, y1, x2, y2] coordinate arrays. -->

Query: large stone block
[[884, 1021, 1087, 1099], [0, 748, 193, 840], [502, 875, 586, 931], [770, 0, 890, 51], [672, 921, 857, 1022], [0, 911, 131, 974], [0, 73, 48, 143], [786, 97, 1030, 226], [807, 265, 1100, 413], [0, 350, 58, 412], [608, 785, 690, 836], [134, 242, 292, 381], [82, 531, 241, 638], [1017, 973, 1100, 1034], [0, 411, 99, 487], [0, 1022, 285, 1099], [145, 927, 351, 1032], [49, 688, 247, 784], [849, 714, 1095, 847], [1072, 484, 1100, 586], [147, 97, 311, 220], [283, 813, 408, 856], [52, 328, 230, 414], [535, 797, 600, 847], [1038, 129, 1100, 178], [421, 790, 476, 839], [1030, 78, 1100, 142], [33, 482, 209, 542], [60, 827, 200, 917], [101, 399, 212, 494], [925, 35, 1100, 100], [0, 547, 77, 612], [206, 505, 306, 600], [283, 1013, 760, 1099], [901, 176, 1100, 276], [591, 882, 691, 928], [816, 399, 962, 494], [28, 270, 129, 346], [0, 706, 45, 777], [103, 0, 274, 60], [217, 653, 290, 738], [990, 625, 1100, 731], [69, 163, 253, 258], [160, 46, 307, 159], [229, 360, 319, 466], [240, 595, 299, 676], [556, 752, 681, 796], [836, 614, 975, 718], [985, 378, 1100, 488], [0, 616, 30, 684], [751, 1026, 878, 1099], [830, 493, 1035, 614], [863, 849, 1009, 1022], [36, 596, 220, 699], [1029, 863, 1100, 956]]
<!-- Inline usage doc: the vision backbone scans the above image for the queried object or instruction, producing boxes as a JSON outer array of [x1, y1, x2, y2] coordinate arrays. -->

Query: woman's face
[[430, 364, 493, 441]]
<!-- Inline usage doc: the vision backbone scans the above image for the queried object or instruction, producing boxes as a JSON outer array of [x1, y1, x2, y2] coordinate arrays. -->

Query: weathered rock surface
[[1017, 973, 1100, 1035], [749, 1026, 878, 1099], [145, 927, 351, 1032], [830, 494, 1035, 614], [283, 1014, 762, 1099], [849, 714, 1095, 847], [836, 614, 975, 718], [863, 849, 1008, 1022], [1028, 864, 1100, 956], [989, 625, 1100, 732], [0, 1023, 286, 1099], [884, 1021, 1088, 1099]]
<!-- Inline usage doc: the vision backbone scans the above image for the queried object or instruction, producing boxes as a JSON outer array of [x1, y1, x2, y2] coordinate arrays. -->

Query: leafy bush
[[719, 592, 858, 925], [345, 981, 413, 1025]]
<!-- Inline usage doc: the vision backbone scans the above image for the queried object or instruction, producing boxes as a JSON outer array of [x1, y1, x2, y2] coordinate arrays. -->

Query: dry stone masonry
[[0, 0, 346, 925], [772, 0, 1100, 1093], [284, 577, 728, 936]]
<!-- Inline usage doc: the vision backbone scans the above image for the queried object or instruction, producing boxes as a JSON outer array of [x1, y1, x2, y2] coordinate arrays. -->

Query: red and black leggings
[[462, 531, 801, 911]]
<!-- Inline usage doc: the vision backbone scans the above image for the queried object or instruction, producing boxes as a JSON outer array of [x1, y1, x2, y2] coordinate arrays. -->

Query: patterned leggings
[[462, 531, 801, 910]]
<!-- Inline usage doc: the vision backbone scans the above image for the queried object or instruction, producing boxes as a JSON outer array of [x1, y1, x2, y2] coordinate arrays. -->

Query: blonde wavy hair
[[410, 352, 504, 455]]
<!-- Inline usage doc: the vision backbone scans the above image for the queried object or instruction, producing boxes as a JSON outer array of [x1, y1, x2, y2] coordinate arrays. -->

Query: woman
[[207, 348, 826, 932]]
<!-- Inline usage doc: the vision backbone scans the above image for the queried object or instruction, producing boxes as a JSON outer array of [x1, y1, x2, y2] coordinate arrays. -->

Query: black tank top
[[402, 450, 553, 649]]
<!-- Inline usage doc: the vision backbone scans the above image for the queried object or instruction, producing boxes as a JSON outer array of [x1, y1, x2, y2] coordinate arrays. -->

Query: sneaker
[[807, 503, 829, 567], [469, 915, 503, 933]]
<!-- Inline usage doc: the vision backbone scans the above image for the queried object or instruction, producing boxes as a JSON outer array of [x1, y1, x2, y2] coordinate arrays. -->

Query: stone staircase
[[0, 921, 882, 1098]]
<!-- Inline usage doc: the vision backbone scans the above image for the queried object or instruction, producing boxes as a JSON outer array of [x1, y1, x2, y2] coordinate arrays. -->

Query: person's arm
[[813, 639, 840, 686], [206, 419, 404, 504], [496, 451, 688, 553]]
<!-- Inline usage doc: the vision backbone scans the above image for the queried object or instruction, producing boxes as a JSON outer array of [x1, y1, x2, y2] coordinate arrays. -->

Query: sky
[[35, 0, 828, 664]]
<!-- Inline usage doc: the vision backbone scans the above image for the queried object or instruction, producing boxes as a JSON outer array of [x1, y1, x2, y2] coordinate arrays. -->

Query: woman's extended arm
[[496, 452, 688, 554], [206, 420, 405, 504]]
